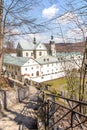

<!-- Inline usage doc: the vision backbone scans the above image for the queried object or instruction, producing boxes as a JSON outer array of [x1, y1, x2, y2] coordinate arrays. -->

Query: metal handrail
[[46, 92, 87, 105], [39, 91, 87, 130]]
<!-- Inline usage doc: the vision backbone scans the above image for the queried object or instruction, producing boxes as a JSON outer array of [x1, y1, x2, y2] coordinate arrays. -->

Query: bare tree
[[0, 0, 46, 75], [50, 0, 87, 101], [3, 0, 44, 35], [5, 41, 14, 49], [61, 57, 80, 99], [65, 0, 87, 102], [65, 69, 80, 100], [0, 0, 4, 75]]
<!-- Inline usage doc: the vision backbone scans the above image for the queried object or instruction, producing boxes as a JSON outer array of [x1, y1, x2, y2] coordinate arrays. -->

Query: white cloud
[[54, 37, 70, 43], [54, 37, 64, 43], [30, 33, 49, 43], [57, 12, 78, 25], [42, 4, 59, 19], [18, 33, 74, 44], [66, 27, 87, 42], [5, 29, 21, 36], [18, 33, 49, 44]]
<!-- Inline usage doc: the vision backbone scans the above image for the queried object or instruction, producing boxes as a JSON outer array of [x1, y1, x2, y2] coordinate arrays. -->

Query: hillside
[[45, 42, 85, 53]]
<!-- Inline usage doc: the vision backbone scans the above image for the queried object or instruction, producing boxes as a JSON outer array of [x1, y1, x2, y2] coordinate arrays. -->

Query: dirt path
[[0, 85, 38, 130]]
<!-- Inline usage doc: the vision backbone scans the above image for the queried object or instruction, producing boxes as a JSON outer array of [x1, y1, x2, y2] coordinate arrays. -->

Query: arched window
[[47, 58, 49, 61], [36, 71, 39, 76]]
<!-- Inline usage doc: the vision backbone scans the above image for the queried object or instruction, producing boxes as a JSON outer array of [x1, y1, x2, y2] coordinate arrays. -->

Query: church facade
[[16, 36, 56, 59]]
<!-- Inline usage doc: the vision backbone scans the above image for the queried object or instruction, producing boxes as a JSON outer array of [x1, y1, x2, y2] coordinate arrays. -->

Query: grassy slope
[[43, 77, 66, 92]]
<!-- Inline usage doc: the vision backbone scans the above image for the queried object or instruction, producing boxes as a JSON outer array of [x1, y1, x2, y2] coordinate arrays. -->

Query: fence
[[38, 91, 87, 130]]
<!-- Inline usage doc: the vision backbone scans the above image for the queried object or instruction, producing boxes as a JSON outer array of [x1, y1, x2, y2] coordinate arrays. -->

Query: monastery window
[[44, 58, 46, 61], [31, 53, 33, 56], [25, 68, 27, 71], [31, 67, 33, 69], [47, 58, 49, 61], [32, 73, 34, 76], [26, 52, 28, 56], [36, 71, 39, 76], [47, 64, 49, 67], [41, 76, 44, 79], [39, 52, 42, 56]]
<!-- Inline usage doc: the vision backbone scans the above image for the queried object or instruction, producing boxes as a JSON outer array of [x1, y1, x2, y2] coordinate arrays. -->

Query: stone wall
[[0, 91, 5, 110], [6, 89, 18, 108], [0, 86, 29, 110], [17, 87, 29, 102]]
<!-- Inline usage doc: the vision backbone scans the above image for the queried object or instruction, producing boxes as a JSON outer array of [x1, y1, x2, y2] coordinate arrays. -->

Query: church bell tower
[[49, 35, 56, 57]]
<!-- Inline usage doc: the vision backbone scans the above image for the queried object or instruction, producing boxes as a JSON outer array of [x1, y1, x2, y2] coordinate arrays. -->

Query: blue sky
[[4, 0, 87, 44]]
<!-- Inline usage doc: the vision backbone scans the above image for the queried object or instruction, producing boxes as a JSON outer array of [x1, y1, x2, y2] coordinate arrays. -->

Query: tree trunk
[[0, 1, 4, 76]]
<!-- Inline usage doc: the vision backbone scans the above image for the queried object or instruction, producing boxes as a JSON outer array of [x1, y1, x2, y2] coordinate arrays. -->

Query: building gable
[[23, 58, 39, 66], [17, 41, 34, 50], [36, 43, 47, 50]]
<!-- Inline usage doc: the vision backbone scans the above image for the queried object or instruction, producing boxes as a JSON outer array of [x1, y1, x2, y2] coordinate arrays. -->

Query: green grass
[[43, 77, 66, 92]]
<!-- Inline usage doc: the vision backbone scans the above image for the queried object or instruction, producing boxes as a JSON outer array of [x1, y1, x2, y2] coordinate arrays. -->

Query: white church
[[3, 36, 83, 83], [16, 36, 56, 58]]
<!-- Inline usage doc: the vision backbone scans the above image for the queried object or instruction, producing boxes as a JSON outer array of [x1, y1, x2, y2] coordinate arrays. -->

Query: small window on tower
[[26, 52, 28, 56], [39, 52, 42, 56]]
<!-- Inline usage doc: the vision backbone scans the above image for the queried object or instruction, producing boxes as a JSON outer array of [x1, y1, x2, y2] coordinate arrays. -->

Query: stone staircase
[[18, 94, 39, 130], [0, 85, 39, 130]]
